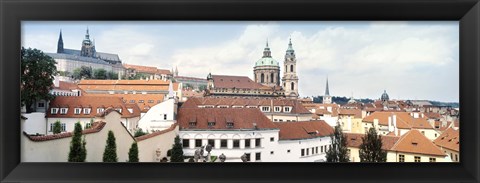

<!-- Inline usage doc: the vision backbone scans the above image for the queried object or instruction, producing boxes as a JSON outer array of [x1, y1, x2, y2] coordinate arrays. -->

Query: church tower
[[323, 77, 332, 104], [282, 38, 299, 99], [253, 40, 281, 88], [57, 30, 64, 53], [80, 27, 96, 57]]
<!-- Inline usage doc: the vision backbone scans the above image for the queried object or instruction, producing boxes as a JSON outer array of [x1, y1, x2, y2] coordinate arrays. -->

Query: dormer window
[[116, 108, 122, 113], [51, 108, 59, 114], [74, 108, 82, 115], [189, 122, 197, 127], [97, 108, 105, 114], [284, 106, 292, 112], [227, 122, 234, 128], [274, 106, 281, 112], [83, 108, 91, 114], [139, 100, 144, 103], [60, 108, 68, 114], [208, 122, 216, 127], [261, 106, 270, 112]]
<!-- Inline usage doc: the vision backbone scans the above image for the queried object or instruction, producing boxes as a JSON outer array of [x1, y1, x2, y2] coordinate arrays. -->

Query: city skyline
[[22, 21, 459, 102]]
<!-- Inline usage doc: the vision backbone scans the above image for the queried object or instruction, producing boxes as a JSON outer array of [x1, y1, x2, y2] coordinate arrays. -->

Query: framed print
[[1, 0, 479, 182]]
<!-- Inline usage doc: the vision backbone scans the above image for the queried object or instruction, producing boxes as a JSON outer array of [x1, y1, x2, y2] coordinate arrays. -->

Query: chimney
[[393, 115, 398, 136], [388, 116, 393, 132], [373, 119, 379, 129]]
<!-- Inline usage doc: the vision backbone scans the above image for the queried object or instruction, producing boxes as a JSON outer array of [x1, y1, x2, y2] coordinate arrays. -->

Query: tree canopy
[[326, 124, 350, 162], [359, 127, 387, 162], [68, 122, 87, 162], [21, 47, 57, 113], [128, 142, 139, 162], [169, 135, 184, 162], [103, 130, 118, 162]]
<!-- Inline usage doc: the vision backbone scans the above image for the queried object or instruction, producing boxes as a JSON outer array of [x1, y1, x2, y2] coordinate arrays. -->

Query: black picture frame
[[1, 0, 478, 182]]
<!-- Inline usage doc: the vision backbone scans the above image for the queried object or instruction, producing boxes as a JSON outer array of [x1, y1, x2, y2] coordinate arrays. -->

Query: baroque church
[[206, 38, 300, 98]]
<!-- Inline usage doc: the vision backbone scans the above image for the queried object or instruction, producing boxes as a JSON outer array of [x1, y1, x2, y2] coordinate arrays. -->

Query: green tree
[[93, 68, 107, 79], [72, 66, 92, 80], [128, 142, 139, 162], [103, 130, 118, 162], [359, 127, 387, 162], [21, 47, 57, 113], [68, 122, 87, 162], [52, 120, 62, 134], [326, 124, 350, 162], [107, 71, 118, 80], [134, 128, 148, 137], [169, 135, 184, 162]]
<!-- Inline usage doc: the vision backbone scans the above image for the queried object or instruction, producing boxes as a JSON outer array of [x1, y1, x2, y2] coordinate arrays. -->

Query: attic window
[[74, 108, 82, 115], [227, 122, 234, 128], [189, 122, 197, 127], [51, 108, 59, 114], [60, 108, 68, 114], [97, 108, 105, 114], [208, 122, 216, 127], [411, 142, 418, 146], [83, 108, 91, 114]]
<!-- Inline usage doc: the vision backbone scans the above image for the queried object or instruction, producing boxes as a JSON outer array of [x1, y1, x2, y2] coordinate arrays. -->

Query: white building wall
[[138, 99, 176, 132], [47, 116, 138, 135], [22, 112, 135, 162], [180, 130, 279, 162], [276, 136, 331, 162], [137, 125, 179, 162], [22, 112, 47, 135], [320, 115, 338, 127]]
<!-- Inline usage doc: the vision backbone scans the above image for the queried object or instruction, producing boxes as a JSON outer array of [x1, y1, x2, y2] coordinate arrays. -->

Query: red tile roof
[[177, 108, 278, 130], [345, 133, 401, 150], [275, 120, 333, 140], [182, 97, 311, 114], [391, 130, 445, 156], [123, 64, 172, 75], [363, 111, 433, 129], [47, 96, 140, 118], [338, 108, 362, 118], [211, 75, 270, 90], [24, 122, 106, 141], [433, 127, 459, 152], [53, 81, 79, 91]]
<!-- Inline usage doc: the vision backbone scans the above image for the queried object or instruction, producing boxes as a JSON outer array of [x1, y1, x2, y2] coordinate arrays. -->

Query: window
[[455, 154, 458, 161], [261, 106, 270, 112], [290, 65, 294, 72], [301, 149, 305, 156], [148, 100, 154, 103], [306, 148, 309, 156], [226, 122, 234, 128], [49, 123, 66, 132], [315, 147, 318, 154], [157, 100, 161, 103], [246, 153, 251, 162], [85, 123, 92, 129], [270, 151, 274, 155], [274, 106, 281, 112], [37, 102, 45, 108], [287, 150, 291, 153], [233, 140, 240, 148], [312, 147, 315, 154], [321, 146, 324, 153], [51, 108, 59, 114], [195, 139, 202, 147], [221, 140, 227, 148], [130, 100, 135, 103], [429, 158, 436, 162], [255, 138, 261, 147], [245, 139, 250, 148], [189, 122, 197, 127], [182, 139, 190, 148], [284, 107, 291, 112], [256, 152, 261, 161], [291, 82, 294, 90], [414, 156, 421, 162], [208, 122, 216, 127], [208, 139, 215, 146], [399, 154, 405, 162], [164, 114, 167, 120], [97, 108, 104, 114], [116, 108, 122, 113], [83, 108, 91, 114], [270, 137, 274, 142], [139, 100, 144, 103], [60, 108, 68, 114]]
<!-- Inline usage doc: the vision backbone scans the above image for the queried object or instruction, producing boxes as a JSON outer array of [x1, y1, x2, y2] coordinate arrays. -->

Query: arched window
[[285, 65, 287, 72], [270, 73, 274, 83], [291, 82, 294, 90], [261, 73, 264, 83], [290, 65, 294, 72]]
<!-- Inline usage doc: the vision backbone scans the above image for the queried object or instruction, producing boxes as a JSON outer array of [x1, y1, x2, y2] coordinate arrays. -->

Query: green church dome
[[255, 57, 279, 66]]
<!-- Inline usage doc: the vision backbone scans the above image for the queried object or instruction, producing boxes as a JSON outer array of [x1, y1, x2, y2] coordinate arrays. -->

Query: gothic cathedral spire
[[57, 29, 64, 53], [282, 38, 299, 99], [323, 76, 332, 104]]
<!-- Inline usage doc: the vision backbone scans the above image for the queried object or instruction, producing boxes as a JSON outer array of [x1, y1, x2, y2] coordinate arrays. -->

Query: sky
[[21, 21, 459, 102]]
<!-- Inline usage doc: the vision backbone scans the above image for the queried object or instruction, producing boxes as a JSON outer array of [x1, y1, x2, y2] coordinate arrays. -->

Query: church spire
[[263, 38, 272, 58], [57, 29, 64, 53], [325, 77, 330, 96]]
